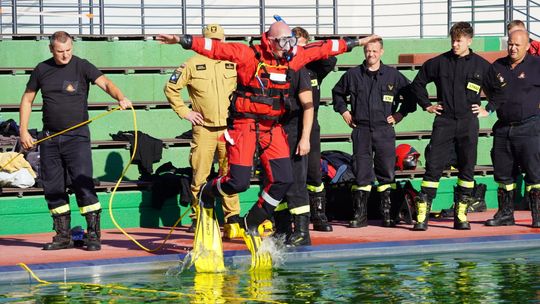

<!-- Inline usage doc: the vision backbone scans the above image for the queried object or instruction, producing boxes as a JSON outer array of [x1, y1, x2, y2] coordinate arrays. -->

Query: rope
[[1, 106, 188, 252], [105, 106, 188, 252], [0, 107, 121, 171]]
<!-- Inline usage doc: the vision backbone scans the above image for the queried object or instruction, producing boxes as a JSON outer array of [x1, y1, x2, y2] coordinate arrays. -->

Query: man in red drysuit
[[157, 22, 378, 233]]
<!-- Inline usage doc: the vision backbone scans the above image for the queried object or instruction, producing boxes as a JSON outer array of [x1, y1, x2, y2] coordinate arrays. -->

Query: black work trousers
[[422, 116, 479, 199], [40, 127, 99, 213], [306, 117, 323, 189], [492, 116, 540, 186], [351, 125, 395, 187], [283, 118, 309, 214]]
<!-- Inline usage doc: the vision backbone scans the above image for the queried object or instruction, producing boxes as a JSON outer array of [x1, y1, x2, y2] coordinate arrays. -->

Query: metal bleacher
[[0, 35, 501, 204]]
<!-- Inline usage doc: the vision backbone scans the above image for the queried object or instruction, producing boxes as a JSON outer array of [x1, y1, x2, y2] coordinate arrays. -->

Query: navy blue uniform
[[305, 58, 337, 192], [488, 54, 540, 189], [411, 50, 491, 199], [280, 67, 313, 213], [333, 62, 415, 190]]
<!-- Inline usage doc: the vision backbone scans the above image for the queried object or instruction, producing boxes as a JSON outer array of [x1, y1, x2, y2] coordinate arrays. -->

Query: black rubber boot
[[287, 213, 311, 247], [85, 210, 101, 251], [470, 183, 487, 212], [199, 182, 215, 208], [187, 219, 197, 233], [380, 189, 395, 227], [454, 196, 472, 230], [43, 213, 74, 250], [349, 190, 369, 228], [243, 202, 274, 232], [273, 209, 292, 240], [530, 189, 540, 228], [485, 188, 515, 226], [309, 191, 333, 232], [412, 193, 432, 231]]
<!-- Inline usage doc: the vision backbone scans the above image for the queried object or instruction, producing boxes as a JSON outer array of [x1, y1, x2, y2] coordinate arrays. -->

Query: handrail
[[0, 0, 531, 38]]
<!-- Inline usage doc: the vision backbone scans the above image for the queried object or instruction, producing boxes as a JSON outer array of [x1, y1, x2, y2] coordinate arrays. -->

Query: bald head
[[267, 21, 295, 58], [507, 29, 530, 64], [268, 21, 291, 39]]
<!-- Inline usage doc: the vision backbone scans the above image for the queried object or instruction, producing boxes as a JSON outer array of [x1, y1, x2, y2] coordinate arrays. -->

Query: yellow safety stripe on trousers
[[526, 184, 540, 191], [457, 178, 475, 189], [274, 202, 288, 212], [351, 184, 372, 192], [289, 205, 310, 215], [50, 204, 70, 215], [307, 183, 325, 193], [421, 180, 439, 189], [377, 183, 395, 192], [498, 183, 516, 191], [80, 202, 102, 215]]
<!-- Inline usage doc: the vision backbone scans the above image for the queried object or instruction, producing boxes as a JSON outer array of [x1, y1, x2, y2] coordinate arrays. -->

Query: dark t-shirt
[[287, 67, 312, 114], [26, 56, 103, 132]]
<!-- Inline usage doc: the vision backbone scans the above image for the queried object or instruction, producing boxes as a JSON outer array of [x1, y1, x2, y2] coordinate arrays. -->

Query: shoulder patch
[[225, 63, 235, 70], [196, 64, 206, 71], [168, 69, 181, 84]]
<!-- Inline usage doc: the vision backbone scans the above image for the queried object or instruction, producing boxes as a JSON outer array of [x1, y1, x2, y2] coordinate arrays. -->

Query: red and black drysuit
[[177, 33, 358, 230]]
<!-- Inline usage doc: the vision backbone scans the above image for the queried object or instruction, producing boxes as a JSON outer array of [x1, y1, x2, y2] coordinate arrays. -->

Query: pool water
[[2, 248, 540, 303]]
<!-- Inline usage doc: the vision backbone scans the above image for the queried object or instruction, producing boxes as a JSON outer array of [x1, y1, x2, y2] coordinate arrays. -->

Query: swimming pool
[[2, 237, 540, 303]]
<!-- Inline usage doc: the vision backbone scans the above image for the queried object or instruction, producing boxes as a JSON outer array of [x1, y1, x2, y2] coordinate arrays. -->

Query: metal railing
[[0, 0, 538, 38]]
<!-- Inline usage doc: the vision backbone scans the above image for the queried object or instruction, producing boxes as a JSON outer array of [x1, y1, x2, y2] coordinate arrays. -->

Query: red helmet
[[395, 144, 420, 170]]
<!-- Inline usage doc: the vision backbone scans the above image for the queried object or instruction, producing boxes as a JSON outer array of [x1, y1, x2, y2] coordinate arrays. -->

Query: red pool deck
[[1, 210, 539, 268]]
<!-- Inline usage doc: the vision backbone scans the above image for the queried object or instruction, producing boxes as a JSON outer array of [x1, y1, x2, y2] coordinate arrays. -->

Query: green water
[[2, 248, 540, 303]]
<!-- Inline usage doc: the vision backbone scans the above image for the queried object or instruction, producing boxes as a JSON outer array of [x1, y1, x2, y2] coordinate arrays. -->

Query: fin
[[241, 229, 272, 270], [192, 206, 226, 273]]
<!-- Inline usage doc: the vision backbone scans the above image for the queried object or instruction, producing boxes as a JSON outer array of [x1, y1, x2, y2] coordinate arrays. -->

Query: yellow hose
[[16, 263, 284, 303], [0, 107, 121, 171], [2, 106, 188, 252], [106, 106, 189, 252]]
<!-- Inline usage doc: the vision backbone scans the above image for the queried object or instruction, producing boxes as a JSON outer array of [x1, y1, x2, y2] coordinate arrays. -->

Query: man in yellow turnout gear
[[164, 24, 241, 239]]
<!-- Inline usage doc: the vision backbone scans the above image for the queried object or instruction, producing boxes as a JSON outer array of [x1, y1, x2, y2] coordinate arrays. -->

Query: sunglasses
[[273, 36, 298, 48]]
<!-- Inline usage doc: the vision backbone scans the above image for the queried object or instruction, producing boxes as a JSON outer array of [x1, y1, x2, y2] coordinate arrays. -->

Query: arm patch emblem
[[169, 70, 181, 84]]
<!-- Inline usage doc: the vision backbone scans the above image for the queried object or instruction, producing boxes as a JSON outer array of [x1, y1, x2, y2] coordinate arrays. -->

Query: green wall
[[0, 36, 508, 236]]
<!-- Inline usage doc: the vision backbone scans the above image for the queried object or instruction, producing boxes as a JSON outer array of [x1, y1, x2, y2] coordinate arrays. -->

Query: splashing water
[[259, 235, 288, 268]]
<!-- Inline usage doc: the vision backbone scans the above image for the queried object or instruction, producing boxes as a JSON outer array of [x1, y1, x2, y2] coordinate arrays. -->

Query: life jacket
[[230, 34, 293, 120]]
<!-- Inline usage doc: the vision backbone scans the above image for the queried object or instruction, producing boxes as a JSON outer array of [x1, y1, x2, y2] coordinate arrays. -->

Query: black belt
[[236, 85, 287, 98], [232, 112, 280, 121]]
